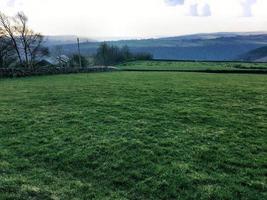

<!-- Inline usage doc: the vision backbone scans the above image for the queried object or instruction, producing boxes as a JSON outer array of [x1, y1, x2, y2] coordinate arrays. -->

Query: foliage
[[0, 72, 266, 199], [94, 43, 152, 66]]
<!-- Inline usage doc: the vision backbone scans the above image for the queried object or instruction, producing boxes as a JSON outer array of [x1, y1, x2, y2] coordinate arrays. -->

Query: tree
[[0, 12, 23, 66], [121, 45, 132, 61], [95, 43, 125, 66], [14, 12, 29, 67], [95, 42, 110, 66], [0, 11, 48, 69], [14, 12, 49, 69], [0, 32, 16, 67]]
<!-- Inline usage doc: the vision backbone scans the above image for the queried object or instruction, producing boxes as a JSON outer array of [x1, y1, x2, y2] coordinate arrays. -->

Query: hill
[[44, 35, 95, 46], [45, 32, 267, 61], [239, 46, 267, 62]]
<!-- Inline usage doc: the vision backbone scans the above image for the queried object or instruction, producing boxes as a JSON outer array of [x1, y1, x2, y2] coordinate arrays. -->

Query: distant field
[[0, 72, 267, 199], [118, 60, 267, 71]]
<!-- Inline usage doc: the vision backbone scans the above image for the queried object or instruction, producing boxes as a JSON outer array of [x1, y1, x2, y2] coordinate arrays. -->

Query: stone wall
[[0, 67, 117, 78]]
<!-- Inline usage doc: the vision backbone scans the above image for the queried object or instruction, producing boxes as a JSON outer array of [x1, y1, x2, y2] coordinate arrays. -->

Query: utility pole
[[77, 37, 82, 68]]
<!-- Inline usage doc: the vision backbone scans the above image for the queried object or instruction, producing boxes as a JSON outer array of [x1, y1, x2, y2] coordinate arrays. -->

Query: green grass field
[[0, 72, 267, 199], [118, 60, 267, 71]]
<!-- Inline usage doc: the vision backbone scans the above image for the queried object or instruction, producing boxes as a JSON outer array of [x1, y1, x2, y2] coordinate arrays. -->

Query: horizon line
[[44, 30, 267, 42]]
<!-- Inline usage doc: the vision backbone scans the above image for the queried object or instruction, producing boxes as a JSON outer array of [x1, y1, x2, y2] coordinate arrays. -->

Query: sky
[[1, 0, 267, 40]]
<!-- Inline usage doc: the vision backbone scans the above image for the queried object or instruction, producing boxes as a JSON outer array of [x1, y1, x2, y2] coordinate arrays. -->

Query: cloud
[[165, 0, 257, 17], [165, 0, 211, 17], [240, 0, 257, 17], [165, 0, 185, 6], [187, 2, 211, 17], [6, 0, 17, 7], [199, 3, 211, 16], [4, 0, 23, 8], [188, 4, 198, 16]]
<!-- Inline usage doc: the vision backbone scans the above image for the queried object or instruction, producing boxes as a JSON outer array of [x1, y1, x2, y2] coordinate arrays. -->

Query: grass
[[0, 72, 267, 199], [118, 60, 267, 71]]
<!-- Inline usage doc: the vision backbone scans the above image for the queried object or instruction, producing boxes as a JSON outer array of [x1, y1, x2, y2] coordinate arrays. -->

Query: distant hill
[[239, 46, 267, 62], [44, 35, 95, 46], [45, 32, 267, 61]]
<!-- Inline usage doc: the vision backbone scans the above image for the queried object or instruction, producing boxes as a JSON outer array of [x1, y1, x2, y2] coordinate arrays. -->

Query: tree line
[[94, 43, 152, 66]]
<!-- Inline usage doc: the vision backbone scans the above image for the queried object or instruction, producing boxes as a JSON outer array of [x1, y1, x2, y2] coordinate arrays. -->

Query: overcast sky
[[1, 0, 267, 39]]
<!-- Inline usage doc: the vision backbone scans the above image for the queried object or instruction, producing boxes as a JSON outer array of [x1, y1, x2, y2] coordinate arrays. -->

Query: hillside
[[44, 35, 95, 46], [239, 46, 267, 62], [45, 32, 267, 61]]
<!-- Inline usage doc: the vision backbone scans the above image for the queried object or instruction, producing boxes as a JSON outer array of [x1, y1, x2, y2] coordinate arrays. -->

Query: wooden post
[[77, 38, 82, 68]]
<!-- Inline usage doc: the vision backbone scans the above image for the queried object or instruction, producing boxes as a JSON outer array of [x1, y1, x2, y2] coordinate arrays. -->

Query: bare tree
[[27, 33, 49, 69], [0, 12, 23, 66], [0, 29, 16, 67], [14, 12, 29, 67], [0, 11, 48, 69], [14, 12, 48, 69]]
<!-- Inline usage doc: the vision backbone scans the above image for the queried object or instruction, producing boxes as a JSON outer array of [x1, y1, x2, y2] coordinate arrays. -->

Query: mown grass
[[118, 60, 267, 71], [0, 72, 267, 199]]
